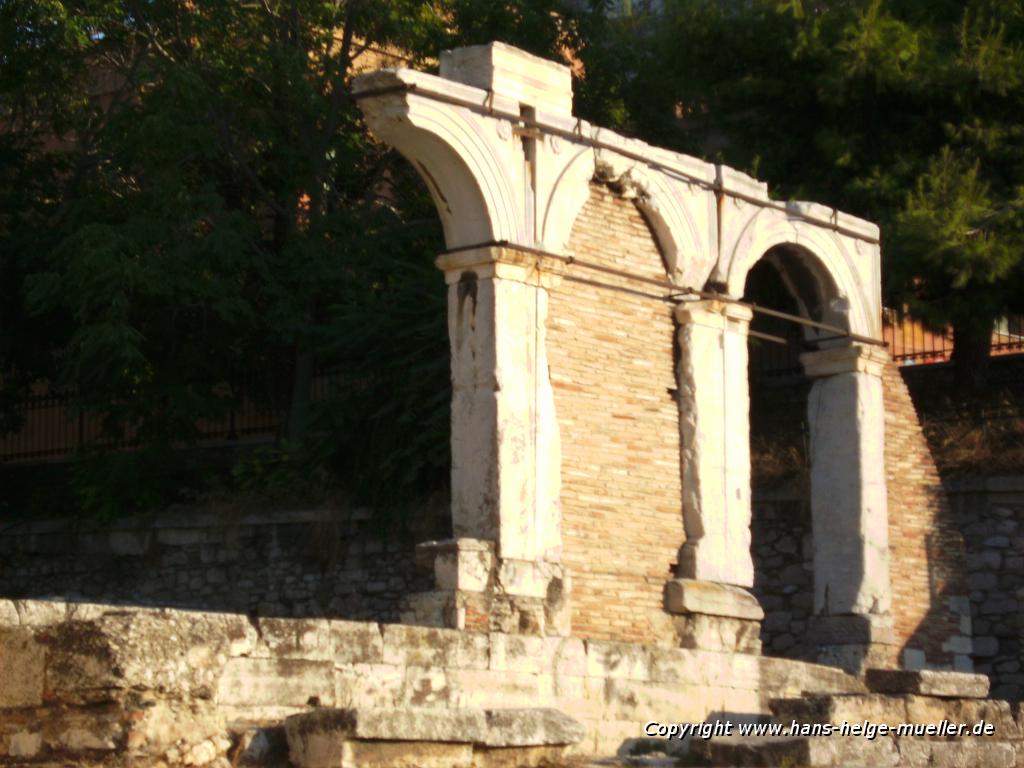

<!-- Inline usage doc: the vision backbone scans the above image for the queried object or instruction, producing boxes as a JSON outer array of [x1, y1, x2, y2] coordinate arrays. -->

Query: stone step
[[690, 734, 898, 767], [691, 734, 1018, 767], [284, 707, 585, 768], [770, 693, 1022, 739], [864, 669, 990, 699]]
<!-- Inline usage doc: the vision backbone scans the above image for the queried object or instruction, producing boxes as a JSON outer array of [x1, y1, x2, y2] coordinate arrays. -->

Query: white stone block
[[440, 41, 573, 116]]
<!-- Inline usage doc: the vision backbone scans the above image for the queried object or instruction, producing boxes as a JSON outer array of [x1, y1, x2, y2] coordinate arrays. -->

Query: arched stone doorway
[[735, 242, 895, 671]]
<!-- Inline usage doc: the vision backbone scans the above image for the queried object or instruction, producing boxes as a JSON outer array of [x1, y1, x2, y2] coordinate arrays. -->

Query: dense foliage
[[640, 0, 1024, 390], [3, 0, 1024, 515]]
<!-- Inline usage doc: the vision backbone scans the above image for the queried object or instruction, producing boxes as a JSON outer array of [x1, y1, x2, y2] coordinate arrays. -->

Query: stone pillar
[[402, 245, 570, 636], [801, 343, 897, 671], [665, 300, 763, 654]]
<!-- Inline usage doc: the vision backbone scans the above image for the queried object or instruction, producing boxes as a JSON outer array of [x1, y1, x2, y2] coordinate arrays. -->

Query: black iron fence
[[0, 371, 348, 464], [5, 312, 1024, 464], [882, 310, 1024, 365]]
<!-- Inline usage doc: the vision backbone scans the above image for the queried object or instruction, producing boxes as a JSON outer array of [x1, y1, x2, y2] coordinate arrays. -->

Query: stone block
[[288, 716, 475, 768], [440, 41, 573, 117], [490, 633, 547, 675], [334, 663, 404, 709], [0, 601, 18, 626], [594, 677, 711, 723], [330, 621, 385, 665], [898, 740, 1015, 768], [757, 656, 866, 697], [904, 695, 1021, 739], [124, 699, 227, 757], [403, 666, 450, 708], [673, 613, 761, 654], [482, 709, 585, 747], [382, 623, 487, 669], [693, 734, 898, 767], [346, 741, 473, 768], [664, 578, 764, 620], [0, 628, 45, 708], [447, 669, 553, 709], [973, 636, 999, 657], [6, 730, 42, 759], [217, 657, 335, 708], [544, 637, 586, 678], [496, 560, 551, 599], [284, 707, 583, 768], [772, 694, 908, 727], [418, 538, 494, 593], [865, 669, 989, 699], [585, 640, 652, 681], [472, 744, 573, 768], [15, 600, 67, 626], [256, 618, 333, 660]]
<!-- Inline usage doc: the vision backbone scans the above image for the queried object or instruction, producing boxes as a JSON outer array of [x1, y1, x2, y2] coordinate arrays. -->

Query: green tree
[[0, 1, 610, 515], [646, 0, 1024, 391]]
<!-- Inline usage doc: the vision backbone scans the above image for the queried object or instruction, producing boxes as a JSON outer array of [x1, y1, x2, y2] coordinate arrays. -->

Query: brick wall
[[547, 184, 683, 645], [883, 363, 970, 668]]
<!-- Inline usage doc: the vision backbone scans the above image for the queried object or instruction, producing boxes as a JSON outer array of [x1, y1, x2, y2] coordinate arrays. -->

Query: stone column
[[665, 299, 763, 654], [801, 343, 897, 671], [402, 245, 570, 636]]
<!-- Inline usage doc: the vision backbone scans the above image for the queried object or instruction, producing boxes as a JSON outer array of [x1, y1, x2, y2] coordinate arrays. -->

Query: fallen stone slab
[[285, 707, 585, 768], [865, 668, 990, 699]]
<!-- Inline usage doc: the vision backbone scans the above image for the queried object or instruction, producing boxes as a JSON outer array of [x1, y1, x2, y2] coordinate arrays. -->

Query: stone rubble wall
[[0, 507, 441, 621], [547, 184, 685, 646], [750, 490, 815, 661], [947, 475, 1024, 700], [0, 601, 865, 766]]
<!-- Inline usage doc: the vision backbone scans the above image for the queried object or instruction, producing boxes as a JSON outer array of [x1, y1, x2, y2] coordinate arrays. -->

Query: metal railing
[[0, 371, 349, 464], [882, 310, 1024, 365], [5, 311, 1024, 463], [750, 310, 1024, 381]]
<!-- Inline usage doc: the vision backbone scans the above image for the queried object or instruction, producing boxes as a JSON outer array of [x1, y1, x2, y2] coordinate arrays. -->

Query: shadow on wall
[[0, 504, 448, 621]]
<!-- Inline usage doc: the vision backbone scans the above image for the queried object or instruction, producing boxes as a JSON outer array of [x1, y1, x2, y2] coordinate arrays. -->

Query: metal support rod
[[441, 239, 887, 347], [356, 82, 881, 245], [749, 329, 789, 346]]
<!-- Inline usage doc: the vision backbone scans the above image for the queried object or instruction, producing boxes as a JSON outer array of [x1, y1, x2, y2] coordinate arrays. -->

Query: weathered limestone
[[865, 668, 990, 699], [0, 628, 45, 708], [802, 343, 895, 671], [693, 734, 900, 768], [674, 300, 756, 589], [356, 41, 896, 654], [401, 246, 570, 636], [668, 299, 762, 652], [665, 579, 763, 653], [0, 600, 873, 763], [283, 706, 585, 768]]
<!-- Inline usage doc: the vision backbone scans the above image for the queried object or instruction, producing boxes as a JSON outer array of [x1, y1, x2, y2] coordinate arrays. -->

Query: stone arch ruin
[[354, 41, 960, 673]]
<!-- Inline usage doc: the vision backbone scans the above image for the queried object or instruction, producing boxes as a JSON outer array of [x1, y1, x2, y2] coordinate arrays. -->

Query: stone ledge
[[284, 707, 584, 768], [664, 579, 763, 621], [865, 669, 990, 699]]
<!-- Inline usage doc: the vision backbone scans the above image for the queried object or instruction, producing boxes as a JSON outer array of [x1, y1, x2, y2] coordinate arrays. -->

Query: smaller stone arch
[[722, 206, 878, 339], [721, 206, 893, 671]]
